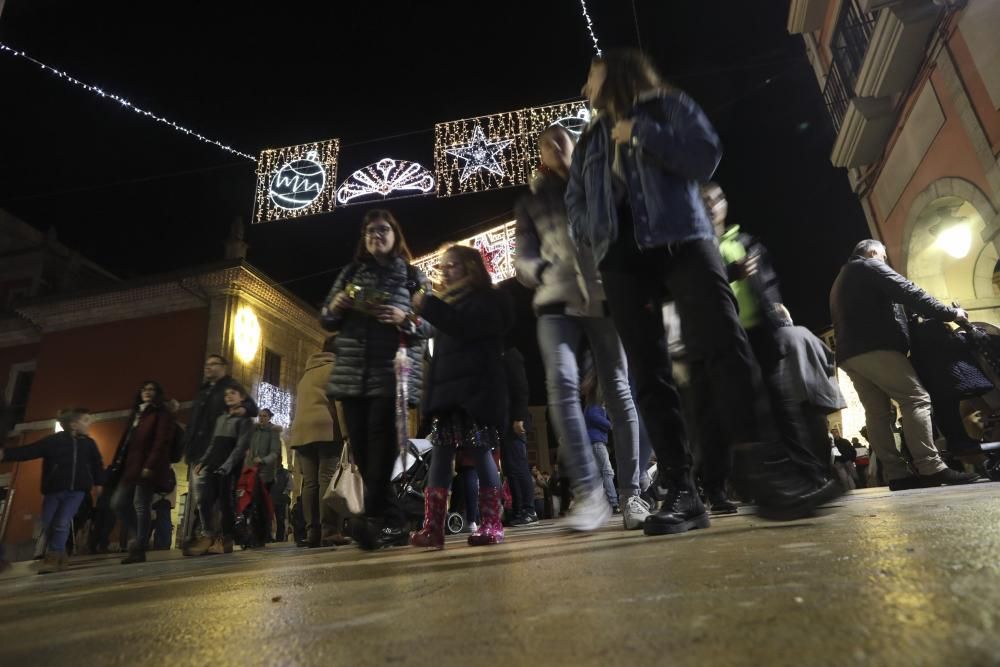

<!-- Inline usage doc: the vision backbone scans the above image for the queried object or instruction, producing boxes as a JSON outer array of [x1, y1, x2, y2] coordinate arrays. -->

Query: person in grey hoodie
[[247, 408, 282, 489], [515, 123, 648, 532], [185, 384, 254, 556]]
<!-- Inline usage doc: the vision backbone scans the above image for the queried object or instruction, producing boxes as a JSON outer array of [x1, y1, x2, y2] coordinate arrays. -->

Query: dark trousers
[[151, 499, 173, 549], [195, 470, 235, 537], [273, 503, 288, 541], [748, 326, 830, 485], [295, 441, 341, 542], [501, 430, 534, 513], [340, 396, 405, 528], [602, 238, 766, 484]]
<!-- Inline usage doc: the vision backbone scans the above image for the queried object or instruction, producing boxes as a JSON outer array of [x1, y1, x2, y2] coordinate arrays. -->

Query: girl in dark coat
[[410, 245, 514, 549], [320, 209, 432, 550], [111, 380, 176, 564]]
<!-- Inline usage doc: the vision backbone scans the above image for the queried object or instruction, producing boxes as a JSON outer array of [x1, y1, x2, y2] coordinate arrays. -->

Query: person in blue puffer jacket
[[565, 49, 842, 535], [583, 379, 618, 513]]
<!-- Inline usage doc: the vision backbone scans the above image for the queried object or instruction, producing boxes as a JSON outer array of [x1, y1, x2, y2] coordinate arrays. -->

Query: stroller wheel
[[985, 456, 1000, 481], [446, 513, 464, 535]]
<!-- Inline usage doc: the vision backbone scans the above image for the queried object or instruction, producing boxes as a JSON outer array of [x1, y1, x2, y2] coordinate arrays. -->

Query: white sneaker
[[566, 487, 612, 532], [622, 494, 651, 530]]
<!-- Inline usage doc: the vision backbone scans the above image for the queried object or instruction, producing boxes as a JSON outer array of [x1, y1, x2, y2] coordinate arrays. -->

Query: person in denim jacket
[[566, 49, 842, 534]]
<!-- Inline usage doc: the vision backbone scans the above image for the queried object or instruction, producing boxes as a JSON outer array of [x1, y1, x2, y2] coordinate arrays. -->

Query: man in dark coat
[[502, 345, 538, 526], [830, 239, 979, 490], [180, 354, 258, 541]]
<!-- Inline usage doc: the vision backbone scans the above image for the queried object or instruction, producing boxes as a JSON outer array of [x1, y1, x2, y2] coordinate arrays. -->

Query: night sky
[[1, 1, 869, 334]]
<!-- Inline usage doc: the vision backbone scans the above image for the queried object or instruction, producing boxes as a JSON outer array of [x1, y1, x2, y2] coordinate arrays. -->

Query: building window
[[262, 348, 282, 386], [822, 0, 876, 132], [7, 368, 35, 425]]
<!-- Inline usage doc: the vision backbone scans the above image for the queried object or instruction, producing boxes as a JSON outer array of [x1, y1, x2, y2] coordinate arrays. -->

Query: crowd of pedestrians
[[0, 48, 989, 571]]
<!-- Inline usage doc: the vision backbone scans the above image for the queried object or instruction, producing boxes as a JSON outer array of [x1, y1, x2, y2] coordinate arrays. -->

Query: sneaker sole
[[643, 512, 711, 536], [623, 515, 650, 530]]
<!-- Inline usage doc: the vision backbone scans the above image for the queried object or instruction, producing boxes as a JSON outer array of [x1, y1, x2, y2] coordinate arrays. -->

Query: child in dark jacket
[[185, 384, 254, 556], [409, 245, 514, 549], [0, 408, 105, 573], [583, 381, 619, 512]]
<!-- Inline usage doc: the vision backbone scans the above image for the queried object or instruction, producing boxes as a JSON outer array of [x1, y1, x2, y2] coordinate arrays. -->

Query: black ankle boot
[[643, 479, 711, 536], [120, 546, 146, 565], [734, 444, 844, 520], [707, 488, 738, 514]]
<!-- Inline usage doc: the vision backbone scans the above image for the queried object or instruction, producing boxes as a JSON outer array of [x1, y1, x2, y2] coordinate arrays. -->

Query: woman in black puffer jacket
[[409, 245, 514, 549], [320, 209, 431, 550]]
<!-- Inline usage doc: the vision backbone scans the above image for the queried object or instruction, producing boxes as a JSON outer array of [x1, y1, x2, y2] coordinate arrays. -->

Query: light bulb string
[[0, 41, 257, 162]]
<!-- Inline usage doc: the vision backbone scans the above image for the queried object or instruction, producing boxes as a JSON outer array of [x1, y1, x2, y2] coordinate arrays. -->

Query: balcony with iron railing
[[822, 0, 877, 133]]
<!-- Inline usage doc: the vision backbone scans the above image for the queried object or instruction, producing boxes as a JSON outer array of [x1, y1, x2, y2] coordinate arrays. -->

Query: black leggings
[[340, 396, 405, 527]]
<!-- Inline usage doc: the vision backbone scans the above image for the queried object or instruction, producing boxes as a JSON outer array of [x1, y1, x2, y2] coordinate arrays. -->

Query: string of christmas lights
[[0, 41, 256, 161], [579, 0, 603, 56]]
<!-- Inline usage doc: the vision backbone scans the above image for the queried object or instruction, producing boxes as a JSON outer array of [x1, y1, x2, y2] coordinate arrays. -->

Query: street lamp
[[234, 306, 261, 363], [931, 208, 972, 259]]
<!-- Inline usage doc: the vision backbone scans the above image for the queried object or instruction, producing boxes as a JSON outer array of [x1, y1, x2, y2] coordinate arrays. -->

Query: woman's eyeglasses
[[365, 226, 393, 238]]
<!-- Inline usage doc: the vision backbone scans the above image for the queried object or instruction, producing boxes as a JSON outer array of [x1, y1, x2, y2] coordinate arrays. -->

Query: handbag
[[323, 440, 364, 516]]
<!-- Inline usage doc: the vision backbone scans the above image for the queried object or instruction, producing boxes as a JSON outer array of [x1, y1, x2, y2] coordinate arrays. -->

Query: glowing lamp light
[[936, 224, 972, 259], [54, 421, 63, 433], [234, 306, 261, 363]]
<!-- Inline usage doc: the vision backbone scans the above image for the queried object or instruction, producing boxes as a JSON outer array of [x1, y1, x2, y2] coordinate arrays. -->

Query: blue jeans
[[501, 430, 534, 514], [537, 315, 640, 498], [592, 441, 618, 507], [111, 483, 155, 549], [41, 490, 86, 554], [151, 499, 173, 549]]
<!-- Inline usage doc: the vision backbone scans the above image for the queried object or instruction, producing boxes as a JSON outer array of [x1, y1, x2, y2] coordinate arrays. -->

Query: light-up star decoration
[[335, 158, 436, 205], [413, 221, 517, 286], [444, 125, 513, 183]]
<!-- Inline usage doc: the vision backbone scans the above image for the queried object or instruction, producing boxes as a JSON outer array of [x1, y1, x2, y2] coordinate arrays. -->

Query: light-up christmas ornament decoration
[[254, 139, 340, 223], [269, 150, 326, 210], [335, 158, 435, 205]]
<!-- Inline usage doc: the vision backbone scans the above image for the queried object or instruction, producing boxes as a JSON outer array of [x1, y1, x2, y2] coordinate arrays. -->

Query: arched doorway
[[902, 178, 1000, 326]]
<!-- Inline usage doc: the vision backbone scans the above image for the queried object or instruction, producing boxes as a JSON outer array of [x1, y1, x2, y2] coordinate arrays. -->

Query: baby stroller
[[234, 465, 274, 549], [911, 315, 1000, 480], [392, 438, 465, 534]]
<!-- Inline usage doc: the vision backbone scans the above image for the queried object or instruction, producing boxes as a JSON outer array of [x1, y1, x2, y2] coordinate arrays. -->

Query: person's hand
[[375, 305, 407, 326], [513, 420, 526, 437], [331, 291, 353, 312], [141, 468, 152, 479], [92, 485, 103, 497], [194, 464, 203, 475], [730, 254, 760, 281], [611, 119, 635, 145], [955, 308, 970, 326], [254, 457, 262, 464], [411, 289, 427, 313]]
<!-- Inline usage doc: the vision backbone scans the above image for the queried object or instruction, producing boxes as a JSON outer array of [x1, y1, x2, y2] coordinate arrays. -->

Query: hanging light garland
[[579, 0, 603, 56], [0, 41, 256, 161]]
